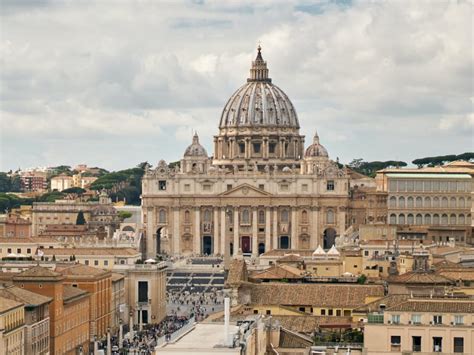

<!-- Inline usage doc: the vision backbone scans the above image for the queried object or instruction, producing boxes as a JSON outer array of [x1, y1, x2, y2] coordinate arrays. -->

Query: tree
[[357, 274, 367, 284], [117, 211, 133, 220], [76, 211, 86, 225], [62, 187, 86, 195]]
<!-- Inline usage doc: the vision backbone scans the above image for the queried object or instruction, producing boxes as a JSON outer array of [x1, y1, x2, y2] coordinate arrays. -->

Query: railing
[[312, 342, 363, 348], [155, 316, 196, 348]]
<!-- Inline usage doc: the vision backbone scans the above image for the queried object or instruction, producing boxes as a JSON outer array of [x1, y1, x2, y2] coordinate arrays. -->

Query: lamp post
[[93, 335, 98, 355], [224, 208, 232, 271], [138, 305, 143, 331], [118, 319, 123, 349], [129, 310, 134, 339], [106, 327, 111, 355]]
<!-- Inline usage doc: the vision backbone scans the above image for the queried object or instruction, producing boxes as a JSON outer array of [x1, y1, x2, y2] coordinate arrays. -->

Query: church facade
[[141, 47, 354, 258]]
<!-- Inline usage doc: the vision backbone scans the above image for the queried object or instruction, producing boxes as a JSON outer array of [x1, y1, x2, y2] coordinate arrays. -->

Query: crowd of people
[[167, 289, 224, 320]]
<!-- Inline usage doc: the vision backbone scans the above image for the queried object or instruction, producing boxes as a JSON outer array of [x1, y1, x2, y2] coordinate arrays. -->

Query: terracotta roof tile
[[386, 298, 474, 313], [63, 285, 88, 302], [55, 263, 110, 278], [41, 247, 140, 256], [388, 271, 454, 285], [226, 259, 248, 286], [0, 295, 23, 313], [251, 265, 303, 280], [13, 265, 63, 281], [0, 285, 52, 307]]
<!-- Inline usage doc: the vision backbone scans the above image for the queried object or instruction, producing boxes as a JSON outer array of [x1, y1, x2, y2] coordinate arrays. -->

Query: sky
[[0, 0, 472, 172]]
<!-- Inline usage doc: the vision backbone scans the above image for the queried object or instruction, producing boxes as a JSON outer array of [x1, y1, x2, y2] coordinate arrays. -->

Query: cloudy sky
[[0, 0, 472, 171]]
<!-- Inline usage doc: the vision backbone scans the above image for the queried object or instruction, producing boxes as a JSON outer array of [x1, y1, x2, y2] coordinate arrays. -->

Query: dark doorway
[[230, 242, 234, 256], [241, 236, 251, 253], [280, 236, 289, 249], [323, 228, 337, 250], [202, 236, 212, 255], [141, 310, 148, 324], [156, 227, 163, 255], [258, 243, 265, 255]]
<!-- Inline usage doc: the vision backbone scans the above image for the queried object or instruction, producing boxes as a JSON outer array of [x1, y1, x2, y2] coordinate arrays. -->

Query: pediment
[[219, 183, 273, 197]]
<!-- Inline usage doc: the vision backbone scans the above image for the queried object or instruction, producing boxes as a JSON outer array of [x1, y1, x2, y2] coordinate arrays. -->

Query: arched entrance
[[280, 236, 289, 249], [258, 243, 265, 255], [156, 227, 163, 255], [241, 236, 251, 253], [122, 225, 135, 232], [323, 228, 337, 250], [202, 236, 212, 255]]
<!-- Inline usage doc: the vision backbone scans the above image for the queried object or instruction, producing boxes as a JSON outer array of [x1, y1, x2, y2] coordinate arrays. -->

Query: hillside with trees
[[412, 152, 473, 167]]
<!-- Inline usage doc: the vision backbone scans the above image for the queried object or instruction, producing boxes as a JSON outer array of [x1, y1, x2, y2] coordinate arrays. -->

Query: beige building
[[376, 164, 473, 244], [0, 296, 25, 355], [142, 47, 366, 258], [0, 284, 51, 355], [364, 297, 474, 354], [50, 174, 73, 192]]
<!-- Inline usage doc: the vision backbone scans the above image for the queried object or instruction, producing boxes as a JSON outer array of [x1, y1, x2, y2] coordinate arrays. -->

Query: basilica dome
[[184, 132, 208, 157], [305, 131, 328, 158], [219, 46, 299, 129]]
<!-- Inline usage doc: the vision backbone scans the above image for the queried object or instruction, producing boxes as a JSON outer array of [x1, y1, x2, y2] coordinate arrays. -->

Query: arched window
[[433, 197, 440, 207], [389, 214, 397, 224], [415, 197, 422, 208], [301, 210, 308, 223], [398, 214, 405, 224], [458, 197, 465, 208], [441, 214, 448, 225], [441, 197, 448, 208], [449, 214, 456, 225], [398, 197, 405, 208], [203, 209, 212, 222], [458, 214, 465, 225], [407, 197, 414, 208], [450, 197, 456, 208], [424, 214, 431, 225], [184, 210, 190, 223], [159, 209, 167, 224], [433, 214, 440, 225], [424, 197, 431, 208], [389, 196, 396, 208], [242, 209, 250, 224], [258, 210, 265, 224], [407, 214, 414, 225], [415, 214, 423, 225], [281, 209, 289, 223], [327, 210, 335, 224]]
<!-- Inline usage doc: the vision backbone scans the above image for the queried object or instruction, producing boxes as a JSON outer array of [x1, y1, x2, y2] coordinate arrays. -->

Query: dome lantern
[[248, 45, 271, 83]]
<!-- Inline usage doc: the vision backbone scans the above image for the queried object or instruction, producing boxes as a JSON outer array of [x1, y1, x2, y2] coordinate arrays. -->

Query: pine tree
[[76, 211, 86, 225]]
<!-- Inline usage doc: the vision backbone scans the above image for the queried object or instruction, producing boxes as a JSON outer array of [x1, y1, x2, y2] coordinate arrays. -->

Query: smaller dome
[[91, 205, 116, 215], [184, 132, 208, 158], [305, 131, 328, 158]]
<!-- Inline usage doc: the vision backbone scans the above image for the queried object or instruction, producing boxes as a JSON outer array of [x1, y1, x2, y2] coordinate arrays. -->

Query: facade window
[[269, 143, 276, 154], [450, 197, 456, 208], [433, 197, 440, 207], [85, 260, 89, 265], [258, 210, 265, 224], [280, 184, 289, 191], [184, 210, 190, 223], [227, 184, 233, 191], [441, 197, 448, 207], [458, 197, 465, 208], [407, 180, 414, 191], [258, 184, 265, 190], [433, 315, 442, 325], [327, 210, 335, 224], [440, 181, 448, 191], [241, 209, 250, 224], [415, 197, 422, 207], [411, 314, 421, 324], [17, 248, 21, 253], [407, 197, 414, 208], [159, 209, 167, 223], [388, 180, 397, 192], [424, 214, 431, 225], [326, 180, 335, 191], [433, 337, 442, 352], [433, 214, 440, 225], [458, 214, 465, 225], [391, 335, 401, 351], [454, 315, 464, 325], [138, 281, 148, 303], [415, 214, 423, 225], [398, 180, 406, 192], [415, 181, 423, 191], [104, 260, 108, 266], [26, 248, 31, 254], [399, 214, 405, 224], [389, 196, 396, 208], [424, 197, 431, 207], [239, 143, 245, 154], [391, 314, 400, 324], [441, 214, 448, 225], [423, 180, 431, 191], [412, 336, 422, 352], [302, 210, 308, 223], [302, 184, 308, 192], [321, 309, 326, 315], [453, 337, 464, 353], [184, 183, 191, 191], [202, 184, 211, 191], [203, 209, 212, 222], [158, 180, 167, 190], [407, 214, 414, 225], [390, 214, 397, 224], [450, 214, 456, 225], [399, 197, 405, 208], [253, 143, 261, 153], [281, 209, 289, 223]]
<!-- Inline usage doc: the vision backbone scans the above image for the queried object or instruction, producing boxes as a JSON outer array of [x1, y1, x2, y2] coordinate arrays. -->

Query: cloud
[[0, 0, 472, 171]]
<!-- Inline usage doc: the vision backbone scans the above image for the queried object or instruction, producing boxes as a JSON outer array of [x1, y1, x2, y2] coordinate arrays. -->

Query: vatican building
[[141, 47, 357, 258]]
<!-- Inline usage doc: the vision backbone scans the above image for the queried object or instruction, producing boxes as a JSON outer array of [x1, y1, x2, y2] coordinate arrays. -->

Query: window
[[391, 335, 401, 351], [454, 315, 464, 325], [17, 248, 21, 253], [281, 210, 289, 223], [258, 184, 265, 190], [85, 260, 89, 265], [399, 197, 405, 208], [453, 337, 464, 353], [241, 209, 250, 224], [327, 210, 335, 224], [138, 281, 148, 303], [227, 184, 233, 191], [7, 248, 11, 253], [184, 183, 191, 191], [302, 184, 308, 192], [336, 310, 341, 316], [104, 260, 108, 266], [158, 180, 167, 190], [302, 210, 308, 223], [391, 314, 400, 324], [416, 197, 422, 207], [184, 210, 190, 223], [433, 337, 442, 352], [328, 309, 333, 316], [390, 214, 397, 224], [159, 209, 167, 223], [202, 184, 211, 191], [266, 310, 271, 315], [389, 196, 397, 208], [411, 314, 421, 324], [412, 336, 422, 352], [407, 197, 414, 208], [253, 143, 261, 153], [26, 248, 31, 254], [258, 210, 265, 224], [299, 307, 305, 312], [433, 315, 442, 324], [321, 309, 326, 315], [239, 143, 245, 154], [94, 260, 99, 266], [253, 310, 258, 314], [364, 250, 369, 256], [327, 180, 335, 191], [407, 214, 414, 225], [280, 184, 289, 191], [204, 209, 212, 222], [269, 143, 276, 154]]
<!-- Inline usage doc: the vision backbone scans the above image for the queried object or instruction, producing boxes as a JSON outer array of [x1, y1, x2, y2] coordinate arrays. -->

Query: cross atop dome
[[248, 45, 271, 83]]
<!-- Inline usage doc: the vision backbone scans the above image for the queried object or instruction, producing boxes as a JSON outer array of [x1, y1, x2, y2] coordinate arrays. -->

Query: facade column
[[213, 208, 219, 255], [214, 137, 218, 159], [265, 207, 271, 252], [338, 207, 347, 236], [252, 208, 258, 257], [146, 207, 155, 258], [194, 208, 201, 254], [291, 207, 297, 249], [220, 208, 226, 255], [310, 207, 320, 249], [272, 208, 278, 249], [233, 207, 239, 256], [173, 208, 180, 255]]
